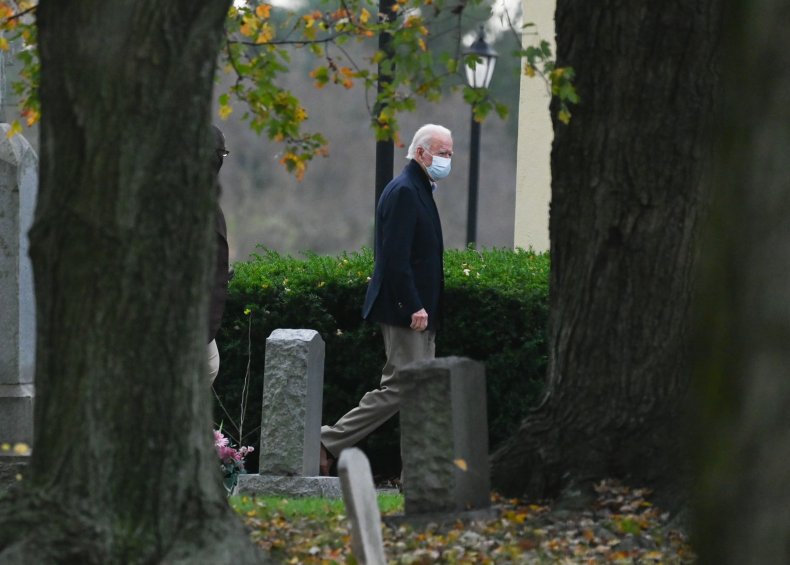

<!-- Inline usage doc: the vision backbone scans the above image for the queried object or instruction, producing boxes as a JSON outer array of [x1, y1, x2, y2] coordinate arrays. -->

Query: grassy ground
[[232, 480, 696, 563]]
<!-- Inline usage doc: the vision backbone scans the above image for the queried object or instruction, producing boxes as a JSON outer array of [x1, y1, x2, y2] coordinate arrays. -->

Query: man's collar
[[408, 158, 433, 188]]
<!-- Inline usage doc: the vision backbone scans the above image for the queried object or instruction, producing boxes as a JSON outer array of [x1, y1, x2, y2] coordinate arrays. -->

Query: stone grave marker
[[236, 329, 341, 497], [338, 448, 387, 565], [399, 356, 492, 516], [0, 124, 37, 448]]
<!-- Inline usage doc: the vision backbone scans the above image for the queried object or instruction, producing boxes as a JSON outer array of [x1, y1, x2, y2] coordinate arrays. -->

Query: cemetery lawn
[[231, 480, 696, 563]]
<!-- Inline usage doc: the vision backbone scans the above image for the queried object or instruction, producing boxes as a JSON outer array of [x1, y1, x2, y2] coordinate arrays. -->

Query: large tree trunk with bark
[[491, 1, 721, 505], [691, 0, 790, 562], [0, 1, 265, 563]]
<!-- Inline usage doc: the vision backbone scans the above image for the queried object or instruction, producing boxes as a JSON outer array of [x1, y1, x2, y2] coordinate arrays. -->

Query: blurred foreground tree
[[691, 0, 790, 562], [0, 0, 266, 563]]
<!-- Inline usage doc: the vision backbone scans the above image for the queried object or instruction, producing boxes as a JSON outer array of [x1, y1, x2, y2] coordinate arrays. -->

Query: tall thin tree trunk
[[691, 0, 790, 562], [0, 1, 265, 563], [491, 0, 721, 505]]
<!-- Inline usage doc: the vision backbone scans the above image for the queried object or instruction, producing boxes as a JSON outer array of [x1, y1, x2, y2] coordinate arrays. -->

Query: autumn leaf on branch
[[0, 0, 577, 177]]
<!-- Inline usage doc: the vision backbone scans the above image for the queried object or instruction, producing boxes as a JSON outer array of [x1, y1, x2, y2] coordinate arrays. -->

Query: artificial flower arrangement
[[213, 428, 254, 496]]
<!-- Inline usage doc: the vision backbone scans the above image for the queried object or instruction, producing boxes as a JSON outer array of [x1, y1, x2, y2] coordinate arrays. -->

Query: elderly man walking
[[320, 124, 453, 475]]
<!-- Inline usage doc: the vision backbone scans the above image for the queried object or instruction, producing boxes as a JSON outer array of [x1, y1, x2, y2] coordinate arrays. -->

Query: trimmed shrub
[[213, 247, 549, 477]]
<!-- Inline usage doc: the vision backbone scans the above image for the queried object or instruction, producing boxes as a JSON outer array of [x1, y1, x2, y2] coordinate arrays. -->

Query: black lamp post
[[374, 0, 396, 212], [463, 27, 497, 247]]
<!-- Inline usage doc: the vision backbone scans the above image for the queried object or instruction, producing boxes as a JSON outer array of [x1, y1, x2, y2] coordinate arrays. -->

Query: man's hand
[[410, 308, 428, 331]]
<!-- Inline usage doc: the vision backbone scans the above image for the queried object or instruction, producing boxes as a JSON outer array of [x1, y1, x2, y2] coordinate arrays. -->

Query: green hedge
[[213, 247, 549, 478]]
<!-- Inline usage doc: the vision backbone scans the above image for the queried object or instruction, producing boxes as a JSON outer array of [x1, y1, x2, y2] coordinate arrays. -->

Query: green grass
[[230, 492, 404, 519], [229, 485, 696, 563]]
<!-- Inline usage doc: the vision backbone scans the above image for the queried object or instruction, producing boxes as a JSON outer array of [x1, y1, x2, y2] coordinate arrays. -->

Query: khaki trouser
[[321, 324, 435, 457], [207, 339, 220, 383]]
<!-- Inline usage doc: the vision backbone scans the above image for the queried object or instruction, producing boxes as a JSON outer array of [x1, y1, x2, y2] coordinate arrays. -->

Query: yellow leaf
[[255, 3, 271, 19], [418, 38, 426, 52], [453, 458, 468, 471], [13, 442, 30, 455], [524, 64, 536, 77], [360, 8, 370, 24], [294, 162, 306, 181], [255, 24, 273, 44], [558, 109, 571, 124], [0, 37, 9, 52], [21, 107, 39, 127], [240, 15, 257, 37], [218, 104, 233, 120], [6, 120, 22, 138]]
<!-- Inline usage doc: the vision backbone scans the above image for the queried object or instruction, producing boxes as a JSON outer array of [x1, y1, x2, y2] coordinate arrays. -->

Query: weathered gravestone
[[0, 124, 37, 494], [236, 329, 341, 497], [398, 356, 493, 518], [338, 448, 387, 565], [0, 123, 37, 447]]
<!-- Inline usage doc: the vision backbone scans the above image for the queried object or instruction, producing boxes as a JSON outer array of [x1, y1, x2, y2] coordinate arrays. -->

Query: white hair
[[406, 124, 452, 159]]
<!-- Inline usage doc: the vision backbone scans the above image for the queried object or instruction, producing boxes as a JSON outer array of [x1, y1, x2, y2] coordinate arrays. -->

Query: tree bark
[[0, 1, 266, 563], [491, 0, 721, 506], [691, 0, 790, 562]]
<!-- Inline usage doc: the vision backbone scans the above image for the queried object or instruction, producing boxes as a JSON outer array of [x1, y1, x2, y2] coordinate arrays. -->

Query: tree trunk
[[691, 0, 790, 562], [491, 0, 721, 506], [0, 1, 266, 563]]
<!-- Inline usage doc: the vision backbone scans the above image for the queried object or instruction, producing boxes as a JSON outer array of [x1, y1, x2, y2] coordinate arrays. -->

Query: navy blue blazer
[[362, 159, 444, 331]]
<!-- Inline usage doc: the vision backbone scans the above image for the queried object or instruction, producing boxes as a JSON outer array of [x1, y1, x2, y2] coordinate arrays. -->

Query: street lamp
[[463, 26, 497, 247]]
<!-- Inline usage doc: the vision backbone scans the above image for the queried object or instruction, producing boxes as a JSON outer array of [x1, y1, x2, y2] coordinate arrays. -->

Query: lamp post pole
[[466, 112, 481, 246], [463, 26, 497, 248], [374, 0, 396, 212]]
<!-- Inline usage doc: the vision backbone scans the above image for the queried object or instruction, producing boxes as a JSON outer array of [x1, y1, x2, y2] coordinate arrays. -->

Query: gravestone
[[236, 329, 341, 497], [399, 356, 492, 516], [0, 123, 37, 447], [259, 328, 324, 476], [338, 448, 387, 565]]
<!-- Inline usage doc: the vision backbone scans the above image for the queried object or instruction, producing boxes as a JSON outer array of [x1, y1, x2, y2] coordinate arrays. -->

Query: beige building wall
[[513, 0, 555, 252]]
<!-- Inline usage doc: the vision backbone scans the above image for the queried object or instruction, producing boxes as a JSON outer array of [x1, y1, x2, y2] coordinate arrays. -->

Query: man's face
[[214, 144, 228, 173], [417, 134, 453, 167]]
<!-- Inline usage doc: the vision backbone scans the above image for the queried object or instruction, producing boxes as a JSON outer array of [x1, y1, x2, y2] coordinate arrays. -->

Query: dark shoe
[[320, 443, 336, 476]]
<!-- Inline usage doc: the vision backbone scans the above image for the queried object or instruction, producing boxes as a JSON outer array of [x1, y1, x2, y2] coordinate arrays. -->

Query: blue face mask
[[424, 151, 452, 180]]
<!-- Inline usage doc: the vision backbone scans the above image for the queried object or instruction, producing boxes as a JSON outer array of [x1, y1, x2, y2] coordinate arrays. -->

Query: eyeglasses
[[424, 148, 452, 159], [217, 149, 230, 158]]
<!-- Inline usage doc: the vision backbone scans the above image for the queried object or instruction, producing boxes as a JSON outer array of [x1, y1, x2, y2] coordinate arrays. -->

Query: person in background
[[319, 124, 453, 474], [208, 125, 230, 383]]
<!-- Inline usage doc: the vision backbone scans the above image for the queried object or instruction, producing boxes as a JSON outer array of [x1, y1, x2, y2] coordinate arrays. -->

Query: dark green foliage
[[213, 247, 549, 477]]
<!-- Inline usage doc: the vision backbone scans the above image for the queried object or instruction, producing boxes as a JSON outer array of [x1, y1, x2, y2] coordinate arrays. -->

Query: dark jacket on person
[[208, 205, 229, 343], [362, 159, 445, 332]]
